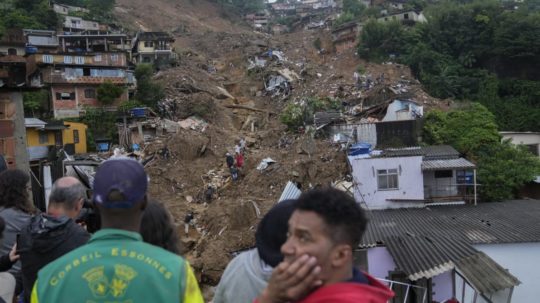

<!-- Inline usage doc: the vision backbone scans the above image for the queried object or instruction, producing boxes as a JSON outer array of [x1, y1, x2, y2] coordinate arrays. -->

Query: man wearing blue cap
[[31, 159, 204, 303]]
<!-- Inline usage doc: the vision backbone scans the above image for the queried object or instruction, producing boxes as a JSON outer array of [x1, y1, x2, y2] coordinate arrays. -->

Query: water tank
[[25, 45, 38, 54], [348, 142, 372, 156]]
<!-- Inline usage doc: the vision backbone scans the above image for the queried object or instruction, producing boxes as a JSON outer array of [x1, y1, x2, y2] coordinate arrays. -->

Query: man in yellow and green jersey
[[31, 159, 204, 303]]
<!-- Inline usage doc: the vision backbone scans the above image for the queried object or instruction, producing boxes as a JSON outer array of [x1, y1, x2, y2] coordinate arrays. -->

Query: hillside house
[[378, 10, 427, 24], [52, 3, 90, 15], [23, 30, 59, 54], [26, 51, 131, 118], [63, 16, 103, 33], [245, 13, 270, 31], [361, 200, 540, 303], [331, 21, 359, 53], [349, 145, 477, 209], [500, 131, 540, 198], [270, 3, 297, 16], [25, 118, 87, 160], [500, 131, 540, 157], [0, 28, 26, 56], [132, 32, 176, 66]]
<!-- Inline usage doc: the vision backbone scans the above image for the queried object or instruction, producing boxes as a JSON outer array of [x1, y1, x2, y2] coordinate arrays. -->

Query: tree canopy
[[423, 103, 540, 202], [358, 0, 540, 132]]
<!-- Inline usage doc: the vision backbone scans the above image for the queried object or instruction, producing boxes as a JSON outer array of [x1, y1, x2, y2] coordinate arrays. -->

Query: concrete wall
[[432, 271, 453, 302], [350, 155, 424, 209], [63, 122, 87, 154], [52, 85, 127, 118], [500, 132, 540, 157], [26, 128, 55, 147], [473, 242, 540, 303], [0, 92, 30, 171], [367, 247, 396, 279], [423, 170, 458, 198]]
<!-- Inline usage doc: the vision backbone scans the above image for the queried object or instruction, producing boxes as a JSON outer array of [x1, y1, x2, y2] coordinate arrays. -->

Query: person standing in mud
[[226, 152, 234, 169]]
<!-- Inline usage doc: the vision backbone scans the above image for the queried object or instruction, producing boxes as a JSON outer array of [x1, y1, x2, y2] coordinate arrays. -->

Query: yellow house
[[63, 121, 88, 154], [25, 118, 88, 160]]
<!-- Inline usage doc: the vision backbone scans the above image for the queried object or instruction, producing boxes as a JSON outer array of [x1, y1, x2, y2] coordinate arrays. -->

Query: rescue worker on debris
[[31, 159, 204, 303], [255, 187, 394, 303]]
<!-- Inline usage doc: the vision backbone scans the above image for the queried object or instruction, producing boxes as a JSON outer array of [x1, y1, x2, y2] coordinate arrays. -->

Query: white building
[[500, 131, 540, 157], [378, 10, 427, 23], [349, 145, 476, 209], [361, 200, 540, 303]]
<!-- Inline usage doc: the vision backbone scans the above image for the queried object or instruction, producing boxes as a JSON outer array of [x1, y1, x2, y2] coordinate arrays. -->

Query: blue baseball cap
[[92, 159, 148, 209]]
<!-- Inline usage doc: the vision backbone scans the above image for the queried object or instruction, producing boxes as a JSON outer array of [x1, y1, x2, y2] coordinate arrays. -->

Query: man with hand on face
[[256, 187, 394, 303]]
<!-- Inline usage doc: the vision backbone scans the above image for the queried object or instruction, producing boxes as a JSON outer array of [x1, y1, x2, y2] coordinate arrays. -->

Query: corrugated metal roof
[[385, 235, 454, 281], [278, 181, 301, 202], [421, 158, 475, 171], [421, 145, 460, 160], [456, 252, 520, 294], [314, 111, 344, 128], [362, 200, 540, 247], [24, 118, 47, 128], [379, 234, 520, 293], [381, 145, 460, 160]]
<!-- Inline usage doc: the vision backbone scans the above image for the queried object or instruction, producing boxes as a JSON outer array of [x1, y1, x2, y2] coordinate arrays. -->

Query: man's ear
[[331, 244, 352, 268], [75, 198, 84, 212]]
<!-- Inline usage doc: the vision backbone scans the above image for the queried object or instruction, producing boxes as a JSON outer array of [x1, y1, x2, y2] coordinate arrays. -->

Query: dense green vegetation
[[0, 0, 116, 37], [358, 0, 540, 132], [134, 64, 165, 109], [424, 104, 540, 201], [97, 81, 124, 105]]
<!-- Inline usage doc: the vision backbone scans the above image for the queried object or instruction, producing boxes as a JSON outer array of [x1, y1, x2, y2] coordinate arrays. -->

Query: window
[[404, 13, 409, 20], [144, 41, 153, 47], [74, 56, 84, 64], [56, 92, 75, 100], [377, 169, 399, 190], [435, 170, 453, 178], [64, 56, 73, 64], [43, 55, 53, 63], [39, 132, 48, 144], [94, 54, 102, 62], [84, 88, 96, 99], [111, 54, 119, 62], [73, 130, 80, 144]]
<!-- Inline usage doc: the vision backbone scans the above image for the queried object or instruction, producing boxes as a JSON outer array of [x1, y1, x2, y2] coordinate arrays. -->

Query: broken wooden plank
[[224, 104, 276, 115]]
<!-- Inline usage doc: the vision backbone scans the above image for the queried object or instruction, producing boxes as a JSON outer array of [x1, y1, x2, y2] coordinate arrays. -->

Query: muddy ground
[[113, 1, 449, 299]]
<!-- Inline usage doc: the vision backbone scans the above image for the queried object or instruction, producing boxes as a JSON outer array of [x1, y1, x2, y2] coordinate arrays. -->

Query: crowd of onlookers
[[0, 158, 396, 303]]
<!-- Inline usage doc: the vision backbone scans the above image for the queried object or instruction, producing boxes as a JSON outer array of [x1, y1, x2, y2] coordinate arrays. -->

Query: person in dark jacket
[[18, 177, 90, 303], [226, 152, 234, 168], [0, 216, 19, 303]]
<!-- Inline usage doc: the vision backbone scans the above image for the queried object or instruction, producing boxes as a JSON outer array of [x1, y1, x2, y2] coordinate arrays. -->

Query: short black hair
[[296, 187, 367, 248]]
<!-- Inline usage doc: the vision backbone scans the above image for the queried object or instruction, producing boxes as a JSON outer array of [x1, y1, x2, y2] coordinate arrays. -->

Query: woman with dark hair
[[0, 169, 35, 281], [140, 200, 181, 255], [0, 216, 19, 303]]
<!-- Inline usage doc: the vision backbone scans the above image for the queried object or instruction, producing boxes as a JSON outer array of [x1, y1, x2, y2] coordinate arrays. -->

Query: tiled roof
[[421, 158, 475, 171], [362, 200, 540, 247]]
